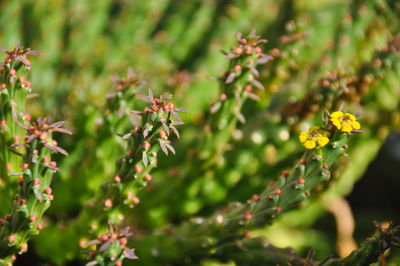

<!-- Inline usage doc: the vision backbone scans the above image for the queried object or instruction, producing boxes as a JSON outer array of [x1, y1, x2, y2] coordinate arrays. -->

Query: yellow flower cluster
[[330, 111, 360, 133], [299, 126, 330, 149]]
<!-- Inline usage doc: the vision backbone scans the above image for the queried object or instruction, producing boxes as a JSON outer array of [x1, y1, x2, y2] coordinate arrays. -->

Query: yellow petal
[[320, 129, 331, 137], [331, 118, 342, 129], [299, 132, 308, 143], [318, 137, 329, 147], [345, 113, 356, 121], [304, 140, 316, 149], [341, 125, 353, 133], [310, 126, 320, 132], [331, 111, 343, 119], [352, 121, 360, 130]]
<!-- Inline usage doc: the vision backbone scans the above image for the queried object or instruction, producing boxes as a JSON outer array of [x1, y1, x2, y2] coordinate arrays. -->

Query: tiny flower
[[330, 111, 361, 133], [9, 68, 16, 75], [114, 175, 121, 182], [274, 188, 281, 195], [119, 237, 128, 246], [299, 126, 330, 149], [145, 174, 152, 181], [252, 194, 259, 202], [44, 187, 52, 194], [8, 235, 16, 242], [104, 199, 113, 208], [132, 197, 140, 205], [37, 224, 43, 230], [20, 244, 27, 251], [29, 215, 37, 222], [244, 212, 252, 221]]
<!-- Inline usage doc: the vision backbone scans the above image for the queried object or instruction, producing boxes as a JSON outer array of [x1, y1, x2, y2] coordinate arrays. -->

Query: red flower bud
[[255, 47, 262, 54], [220, 93, 227, 101], [244, 212, 252, 221], [20, 244, 27, 252], [42, 157, 50, 163], [235, 47, 243, 55], [25, 81, 31, 88], [244, 231, 251, 238], [44, 187, 52, 194], [5, 214, 12, 221], [323, 164, 329, 169], [300, 158, 306, 165], [29, 215, 37, 222], [135, 166, 142, 173], [114, 175, 121, 183], [234, 65, 242, 72], [18, 177, 24, 186], [33, 178, 40, 185], [104, 199, 113, 208], [8, 235, 16, 242], [49, 194, 54, 200], [37, 223, 43, 230], [132, 197, 140, 205], [274, 188, 281, 195], [115, 261, 122, 266], [22, 163, 29, 169], [275, 206, 281, 213], [145, 173, 152, 181], [50, 161, 57, 167], [159, 131, 167, 139], [19, 199, 26, 205], [19, 76, 25, 83], [299, 178, 305, 184], [100, 234, 108, 242], [9, 68, 16, 75], [119, 237, 127, 246], [0, 219, 4, 226], [282, 170, 289, 177], [143, 142, 151, 150], [252, 194, 259, 202], [0, 83, 6, 90]]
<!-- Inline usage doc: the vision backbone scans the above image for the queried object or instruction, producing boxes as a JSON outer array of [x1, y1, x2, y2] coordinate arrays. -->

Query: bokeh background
[[1, 0, 400, 265]]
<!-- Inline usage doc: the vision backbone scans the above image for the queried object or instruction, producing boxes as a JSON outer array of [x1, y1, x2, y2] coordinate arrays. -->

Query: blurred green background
[[1, 0, 400, 265]]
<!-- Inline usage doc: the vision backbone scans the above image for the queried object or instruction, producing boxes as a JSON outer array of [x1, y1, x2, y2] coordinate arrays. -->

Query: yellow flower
[[299, 126, 330, 149], [330, 111, 361, 133]]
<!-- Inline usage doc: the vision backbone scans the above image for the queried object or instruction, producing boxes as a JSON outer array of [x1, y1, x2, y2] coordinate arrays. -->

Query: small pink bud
[[239, 39, 247, 45], [274, 188, 281, 195], [13, 136, 19, 142], [235, 47, 243, 55], [42, 157, 50, 163], [5, 214, 12, 221], [8, 235, 16, 242], [234, 65, 242, 72], [23, 114, 31, 121], [33, 179, 40, 185], [282, 170, 289, 177], [145, 173, 152, 181], [115, 260, 122, 266], [0, 83, 6, 90], [44, 187, 52, 194], [245, 85, 252, 92], [20, 244, 27, 252], [299, 178, 305, 184], [0, 219, 4, 226], [9, 68, 16, 76], [19, 199, 26, 205], [114, 175, 121, 182], [25, 81, 31, 88], [1, 120, 6, 126], [49, 194, 54, 201], [18, 178, 24, 186], [33, 149, 38, 154], [50, 161, 57, 167], [29, 215, 37, 222], [255, 47, 262, 54], [135, 166, 142, 173], [119, 237, 127, 246], [159, 131, 167, 139], [126, 192, 133, 199], [127, 150, 133, 156], [132, 197, 140, 205], [18, 76, 25, 83], [244, 231, 251, 238], [275, 206, 281, 213], [245, 46, 252, 53], [143, 142, 151, 150], [323, 164, 329, 169], [220, 93, 227, 101], [252, 194, 259, 202], [37, 223, 43, 230], [300, 158, 306, 165], [100, 234, 108, 242], [22, 163, 29, 169], [244, 212, 252, 221], [6, 163, 12, 170], [104, 199, 112, 208]]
